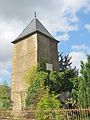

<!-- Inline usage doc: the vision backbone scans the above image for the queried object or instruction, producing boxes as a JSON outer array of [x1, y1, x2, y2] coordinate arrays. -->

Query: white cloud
[[0, 61, 11, 70], [63, 0, 89, 12], [0, 78, 2, 82], [70, 44, 90, 70], [84, 24, 90, 32], [72, 44, 88, 51], [38, 0, 89, 40], [56, 33, 70, 41], [72, 44, 90, 54], [42, 17, 78, 35], [0, 19, 24, 85], [0, 19, 24, 62], [69, 51, 87, 70], [0, 69, 11, 78], [0, 69, 11, 85], [83, 0, 90, 13]]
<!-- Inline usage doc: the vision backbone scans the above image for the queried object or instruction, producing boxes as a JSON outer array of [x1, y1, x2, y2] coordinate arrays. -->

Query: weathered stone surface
[[11, 34, 37, 110], [11, 32, 59, 111], [37, 33, 59, 70]]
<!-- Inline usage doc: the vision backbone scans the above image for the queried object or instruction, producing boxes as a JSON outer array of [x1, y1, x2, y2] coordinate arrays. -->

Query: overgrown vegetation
[[24, 54, 90, 119], [76, 55, 90, 108], [25, 70, 48, 109], [25, 53, 78, 109], [45, 53, 78, 108], [36, 89, 62, 120], [0, 81, 10, 109]]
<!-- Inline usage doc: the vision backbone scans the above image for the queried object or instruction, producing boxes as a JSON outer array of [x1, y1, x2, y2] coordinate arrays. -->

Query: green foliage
[[24, 66, 38, 86], [36, 89, 62, 120], [25, 55, 78, 109], [39, 58, 48, 71], [70, 77, 79, 105], [59, 53, 72, 71], [25, 53, 79, 110], [45, 53, 78, 108], [0, 83, 10, 109], [37, 89, 61, 110], [77, 56, 90, 108], [25, 66, 62, 110], [45, 70, 77, 94], [25, 79, 41, 109], [25, 70, 48, 109], [44, 70, 79, 108]]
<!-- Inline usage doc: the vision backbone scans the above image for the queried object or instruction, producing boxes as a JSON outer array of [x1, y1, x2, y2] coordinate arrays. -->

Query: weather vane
[[34, 11, 36, 18]]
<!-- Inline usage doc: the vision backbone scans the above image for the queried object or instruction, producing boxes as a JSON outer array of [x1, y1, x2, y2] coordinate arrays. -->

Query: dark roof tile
[[12, 18, 58, 43]]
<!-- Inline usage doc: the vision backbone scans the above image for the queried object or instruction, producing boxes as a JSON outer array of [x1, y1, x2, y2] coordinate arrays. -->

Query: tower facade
[[11, 18, 59, 110]]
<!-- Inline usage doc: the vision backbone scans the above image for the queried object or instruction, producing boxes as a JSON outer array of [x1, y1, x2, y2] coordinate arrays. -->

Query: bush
[[25, 71, 48, 109], [36, 89, 62, 120]]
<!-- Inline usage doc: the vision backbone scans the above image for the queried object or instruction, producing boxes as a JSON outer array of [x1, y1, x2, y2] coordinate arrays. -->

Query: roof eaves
[[11, 31, 37, 44], [11, 30, 59, 44]]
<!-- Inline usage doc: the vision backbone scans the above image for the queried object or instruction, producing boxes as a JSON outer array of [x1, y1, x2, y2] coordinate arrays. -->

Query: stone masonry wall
[[11, 34, 37, 110], [37, 33, 59, 71], [11, 33, 59, 111]]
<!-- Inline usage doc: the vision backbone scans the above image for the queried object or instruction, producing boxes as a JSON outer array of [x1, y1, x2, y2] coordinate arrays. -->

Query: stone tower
[[11, 17, 59, 110]]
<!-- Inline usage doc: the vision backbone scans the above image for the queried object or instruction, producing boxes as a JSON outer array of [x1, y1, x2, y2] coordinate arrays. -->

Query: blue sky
[[0, 0, 90, 86], [60, 10, 90, 52]]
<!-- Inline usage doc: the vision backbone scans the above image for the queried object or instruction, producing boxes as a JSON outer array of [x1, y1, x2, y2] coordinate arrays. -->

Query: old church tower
[[11, 16, 59, 110]]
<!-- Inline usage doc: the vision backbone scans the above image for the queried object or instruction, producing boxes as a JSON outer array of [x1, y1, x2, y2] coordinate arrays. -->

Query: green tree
[[37, 89, 61, 110], [25, 70, 48, 109], [0, 82, 10, 109], [25, 67, 62, 110], [36, 89, 61, 120], [77, 56, 90, 108], [25, 53, 78, 109], [58, 53, 72, 71], [47, 70, 76, 93], [24, 66, 38, 87], [43, 53, 78, 108], [44, 53, 78, 94]]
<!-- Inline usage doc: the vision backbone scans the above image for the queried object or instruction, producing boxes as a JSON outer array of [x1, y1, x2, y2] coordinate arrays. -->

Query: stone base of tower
[[11, 89, 27, 110], [11, 90, 27, 119]]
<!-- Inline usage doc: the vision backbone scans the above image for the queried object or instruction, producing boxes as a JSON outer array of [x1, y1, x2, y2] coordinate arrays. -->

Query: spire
[[34, 11, 36, 18]]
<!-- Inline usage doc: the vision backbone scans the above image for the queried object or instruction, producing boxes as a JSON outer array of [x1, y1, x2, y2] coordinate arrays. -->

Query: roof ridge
[[36, 18, 54, 38]]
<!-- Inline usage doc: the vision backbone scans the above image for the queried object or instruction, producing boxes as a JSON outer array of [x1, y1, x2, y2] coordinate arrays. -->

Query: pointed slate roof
[[12, 18, 58, 43]]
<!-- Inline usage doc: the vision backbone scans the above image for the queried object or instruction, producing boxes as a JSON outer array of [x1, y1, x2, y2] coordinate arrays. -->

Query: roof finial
[[34, 11, 36, 18]]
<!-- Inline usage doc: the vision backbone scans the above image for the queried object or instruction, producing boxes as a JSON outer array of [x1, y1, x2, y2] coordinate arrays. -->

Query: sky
[[0, 0, 90, 86]]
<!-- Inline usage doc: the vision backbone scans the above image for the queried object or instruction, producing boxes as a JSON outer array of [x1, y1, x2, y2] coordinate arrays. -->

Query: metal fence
[[0, 109, 90, 120]]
